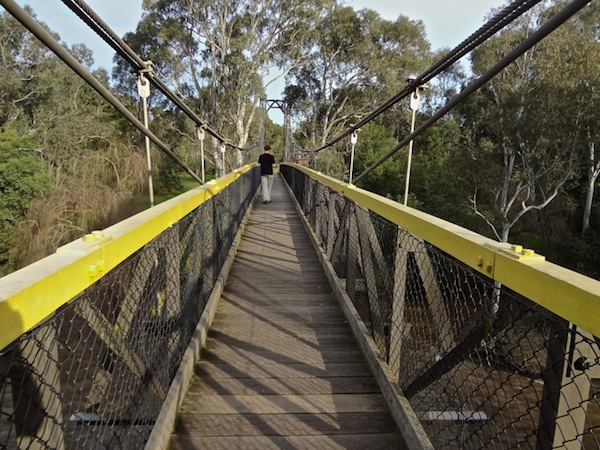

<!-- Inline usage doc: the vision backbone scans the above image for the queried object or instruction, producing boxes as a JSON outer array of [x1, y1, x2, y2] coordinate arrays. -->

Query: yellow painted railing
[[0, 165, 255, 350], [285, 163, 600, 338]]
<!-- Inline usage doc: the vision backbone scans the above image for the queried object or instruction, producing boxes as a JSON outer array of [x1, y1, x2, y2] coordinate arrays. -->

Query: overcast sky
[[13, 0, 508, 71]]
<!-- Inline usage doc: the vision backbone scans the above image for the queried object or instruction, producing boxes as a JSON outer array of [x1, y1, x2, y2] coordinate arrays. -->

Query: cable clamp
[[137, 74, 150, 99], [197, 126, 206, 141], [138, 60, 156, 77], [136, 61, 156, 100]]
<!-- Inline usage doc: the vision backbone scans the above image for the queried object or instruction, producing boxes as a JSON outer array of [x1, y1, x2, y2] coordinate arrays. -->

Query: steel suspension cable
[[61, 0, 541, 157], [352, 0, 594, 185], [314, 0, 544, 152], [0, 0, 204, 184], [60, 0, 246, 152]]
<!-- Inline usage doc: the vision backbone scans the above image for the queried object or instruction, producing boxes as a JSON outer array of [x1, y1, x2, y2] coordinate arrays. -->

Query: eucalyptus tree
[[9, 54, 147, 269], [0, 8, 54, 126], [0, 9, 148, 273], [120, 0, 332, 175], [284, 6, 431, 151], [575, 1, 600, 235], [464, 1, 592, 243]]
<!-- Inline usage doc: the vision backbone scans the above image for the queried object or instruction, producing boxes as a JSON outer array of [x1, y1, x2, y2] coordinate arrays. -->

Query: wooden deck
[[168, 175, 406, 450]]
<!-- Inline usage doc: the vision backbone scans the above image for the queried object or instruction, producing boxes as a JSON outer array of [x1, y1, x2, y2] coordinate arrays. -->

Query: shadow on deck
[[168, 175, 407, 450]]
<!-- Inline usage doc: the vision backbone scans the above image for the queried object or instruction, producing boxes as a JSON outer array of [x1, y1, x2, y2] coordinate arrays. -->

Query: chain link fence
[[281, 165, 600, 450], [0, 167, 259, 450]]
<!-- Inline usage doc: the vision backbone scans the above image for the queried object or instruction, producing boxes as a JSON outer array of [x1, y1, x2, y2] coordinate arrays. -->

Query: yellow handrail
[[0, 165, 256, 350], [285, 163, 600, 337]]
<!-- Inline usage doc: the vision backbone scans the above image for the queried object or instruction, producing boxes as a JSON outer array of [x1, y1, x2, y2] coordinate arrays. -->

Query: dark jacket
[[258, 152, 276, 175]]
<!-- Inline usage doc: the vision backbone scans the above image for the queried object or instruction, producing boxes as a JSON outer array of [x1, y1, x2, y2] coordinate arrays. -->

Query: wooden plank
[[207, 321, 356, 337], [180, 393, 389, 414], [168, 176, 405, 449], [211, 314, 348, 327], [205, 335, 360, 351], [205, 326, 357, 341], [194, 361, 373, 379], [217, 297, 342, 309], [201, 338, 360, 353], [174, 412, 399, 435], [201, 345, 363, 363], [169, 435, 405, 450], [201, 340, 359, 356], [203, 343, 361, 362], [186, 376, 381, 395], [219, 297, 337, 307], [214, 310, 342, 322], [224, 284, 333, 295]]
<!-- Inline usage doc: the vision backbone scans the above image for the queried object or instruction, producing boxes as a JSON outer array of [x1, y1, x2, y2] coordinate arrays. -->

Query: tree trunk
[[582, 142, 598, 235], [212, 136, 223, 177]]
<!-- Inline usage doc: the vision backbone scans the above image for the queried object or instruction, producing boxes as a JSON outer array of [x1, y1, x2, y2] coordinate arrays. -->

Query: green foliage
[[156, 166, 183, 194], [0, 10, 149, 273], [154, 174, 206, 204], [353, 121, 404, 200], [0, 127, 52, 274], [461, 4, 599, 242], [285, 5, 431, 147], [117, 0, 334, 165], [409, 119, 478, 226], [0, 0, 598, 284], [533, 228, 600, 280], [0, 9, 55, 127]]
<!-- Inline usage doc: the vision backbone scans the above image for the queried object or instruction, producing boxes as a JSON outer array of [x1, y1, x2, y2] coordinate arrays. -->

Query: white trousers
[[261, 174, 274, 202]]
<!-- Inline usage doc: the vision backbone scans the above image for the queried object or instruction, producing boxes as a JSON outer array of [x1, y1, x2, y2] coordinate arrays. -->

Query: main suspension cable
[[60, 0, 246, 152], [352, 0, 594, 185], [314, 0, 544, 152], [0, 0, 204, 184]]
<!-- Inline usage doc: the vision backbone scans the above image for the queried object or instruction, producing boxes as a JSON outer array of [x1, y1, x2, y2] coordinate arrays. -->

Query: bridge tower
[[264, 99, 291, 162]]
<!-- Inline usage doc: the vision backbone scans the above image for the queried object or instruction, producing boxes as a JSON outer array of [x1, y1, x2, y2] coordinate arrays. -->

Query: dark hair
[[264, 145, 271, 151]]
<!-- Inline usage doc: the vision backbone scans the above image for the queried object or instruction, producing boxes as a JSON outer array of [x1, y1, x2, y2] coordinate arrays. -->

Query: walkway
[[168, 175, 406, 449]]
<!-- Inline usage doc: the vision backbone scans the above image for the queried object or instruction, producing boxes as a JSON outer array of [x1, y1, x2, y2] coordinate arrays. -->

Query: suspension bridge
[[1, 0, 600, 448], [2, 164, 600, 449]]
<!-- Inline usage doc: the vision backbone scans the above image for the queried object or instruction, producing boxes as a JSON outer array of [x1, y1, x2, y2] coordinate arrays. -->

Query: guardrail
[[281, 163, 600, 450], [0, 165, 259, 449]]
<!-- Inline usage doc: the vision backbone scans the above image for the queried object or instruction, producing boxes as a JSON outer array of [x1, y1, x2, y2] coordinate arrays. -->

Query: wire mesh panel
[[0, 168, 259, 450], [281, 165, 600, 450]]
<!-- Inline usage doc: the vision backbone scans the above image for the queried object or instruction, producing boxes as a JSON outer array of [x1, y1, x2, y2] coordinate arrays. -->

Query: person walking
[[258, 145, 276, 204]]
